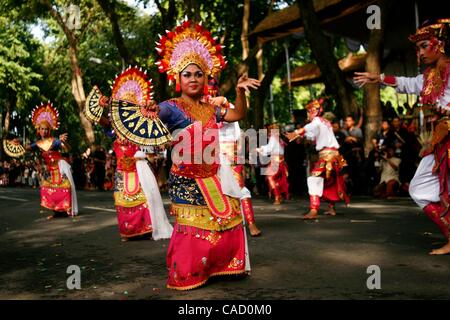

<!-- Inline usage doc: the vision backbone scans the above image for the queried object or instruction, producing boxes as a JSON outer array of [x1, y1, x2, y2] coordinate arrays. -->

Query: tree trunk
[[296, 0, 358, 116], [69, 47, 96, 145], [364, 0, 391, 155], [1, 91, 17, 159], [2, 96, 12, 138], [241, 0, 250, 62], [240, 0, 251, 128], [0, 111, 3, 139], [97, 0, 137, 66], [253, 39, 302, 129], [256, 45, 264, 80], [154, 0, 177, 101], [47, 2, 95, 146]]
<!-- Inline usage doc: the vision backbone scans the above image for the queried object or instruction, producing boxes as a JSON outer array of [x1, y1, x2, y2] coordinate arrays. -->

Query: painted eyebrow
[[182, 71, 204, 76]]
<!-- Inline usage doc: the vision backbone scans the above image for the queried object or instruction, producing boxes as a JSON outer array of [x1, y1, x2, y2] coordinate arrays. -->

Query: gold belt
[[318, 149, 339, 161]]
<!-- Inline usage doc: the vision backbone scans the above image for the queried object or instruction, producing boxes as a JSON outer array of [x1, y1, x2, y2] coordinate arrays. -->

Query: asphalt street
[[0, 187, 449, 299]]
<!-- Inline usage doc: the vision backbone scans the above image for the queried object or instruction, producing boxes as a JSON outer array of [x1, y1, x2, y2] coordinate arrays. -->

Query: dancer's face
[[307, 109, 318, 121], [180, 64, 205, 98], [416, 39, 442, 65], [38, 124, 50, 138]]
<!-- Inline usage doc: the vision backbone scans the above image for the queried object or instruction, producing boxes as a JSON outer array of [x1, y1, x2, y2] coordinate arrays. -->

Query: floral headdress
[[155, 18, 227, 93], [409, 18, 450, 47], [31, 101, 60, 130], [111, 66, 153, 105], [305, 98, 325, 117]]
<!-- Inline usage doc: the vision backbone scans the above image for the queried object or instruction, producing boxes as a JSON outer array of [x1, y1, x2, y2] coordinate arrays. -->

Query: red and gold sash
[[196, 175, 233, 219]]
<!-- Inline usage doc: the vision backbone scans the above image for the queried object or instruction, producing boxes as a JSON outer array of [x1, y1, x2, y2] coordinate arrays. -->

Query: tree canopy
[[1, 0, 358, 154]]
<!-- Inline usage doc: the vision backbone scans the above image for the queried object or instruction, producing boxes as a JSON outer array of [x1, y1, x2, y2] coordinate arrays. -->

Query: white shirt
[[304, 117, 340, 151], [259, 135, 284, 156], [219, 121, 241, 143], [395, 74, 450, 111]]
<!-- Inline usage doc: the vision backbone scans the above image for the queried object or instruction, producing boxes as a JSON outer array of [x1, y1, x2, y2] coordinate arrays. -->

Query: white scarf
[[134, 151, 173, 240]]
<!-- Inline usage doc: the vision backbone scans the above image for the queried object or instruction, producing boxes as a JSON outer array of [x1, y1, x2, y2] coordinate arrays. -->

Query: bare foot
[[46, 215, 54, 220], [324, 207, 336, 216], [273, 198, 282, 205], [248, 223, 262, 237], [429, 241, 450, 255], [121, 237, 129, 242], [303, 209, 318, 220]]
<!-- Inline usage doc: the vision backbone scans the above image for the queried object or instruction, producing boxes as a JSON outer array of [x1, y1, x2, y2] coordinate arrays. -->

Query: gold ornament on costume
[[84, 85, 104, 123], [85, 66, 173, 146], [408, 18, 450, 43], [2, 139, 25, 158]]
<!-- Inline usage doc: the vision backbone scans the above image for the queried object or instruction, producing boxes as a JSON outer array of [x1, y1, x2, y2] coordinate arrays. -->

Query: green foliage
[[0, 16, 42, 109], [1, 0, 365, 150]]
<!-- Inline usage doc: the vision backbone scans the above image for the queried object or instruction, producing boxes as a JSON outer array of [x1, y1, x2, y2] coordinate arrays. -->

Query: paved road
[[0, 187, 449, 300]]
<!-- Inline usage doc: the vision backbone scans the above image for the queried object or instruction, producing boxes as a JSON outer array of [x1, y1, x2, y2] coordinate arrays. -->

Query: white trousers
[[409, 154, 449, 209], [307, 176, 324, 197]]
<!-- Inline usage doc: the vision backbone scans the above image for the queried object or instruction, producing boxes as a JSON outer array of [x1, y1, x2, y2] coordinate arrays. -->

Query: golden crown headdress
[[31, 101, 60, 130], [409, 18, 450, 43], [305, 98, 325, 114], [155, 18, 227, 91]]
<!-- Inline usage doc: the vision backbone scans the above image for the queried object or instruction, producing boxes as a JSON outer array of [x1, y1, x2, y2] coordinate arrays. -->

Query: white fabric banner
[[218, 153, 243, 199], [58, 159, 78, 216], [134, 151, 173, 240]]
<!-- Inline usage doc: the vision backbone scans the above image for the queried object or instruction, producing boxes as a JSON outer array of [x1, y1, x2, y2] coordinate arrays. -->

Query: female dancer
[[85, 66, 173, 241], [3, 102, 78, 218], [153, 19, 260, 289]]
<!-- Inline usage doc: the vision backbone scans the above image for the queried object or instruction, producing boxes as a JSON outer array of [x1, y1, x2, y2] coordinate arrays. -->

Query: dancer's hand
[[145, 100, 159, 113], [353, 72, 381, 87], [59, 133, 68, 143], [285, 131, 300, 142], [207, 96, 228, 107], [236, 74, 261, 93], [99, 95, 111, 107]]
